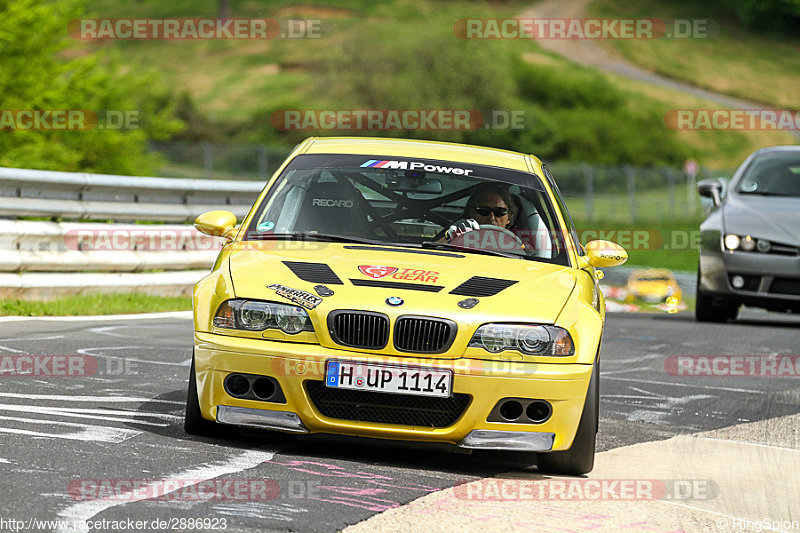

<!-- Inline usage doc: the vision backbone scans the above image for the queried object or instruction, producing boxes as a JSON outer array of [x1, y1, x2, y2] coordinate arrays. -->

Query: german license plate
[[325, 360, 452, 398]]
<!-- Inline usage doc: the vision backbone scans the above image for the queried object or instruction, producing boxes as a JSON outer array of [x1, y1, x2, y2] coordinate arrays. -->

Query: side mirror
[[697, 179, 723, 207], [584, 240, 628, 268], [195, 210, 237, 240]]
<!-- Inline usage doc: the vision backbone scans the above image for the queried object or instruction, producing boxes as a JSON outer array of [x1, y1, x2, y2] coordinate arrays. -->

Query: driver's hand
[[445, 218, 480, 241]]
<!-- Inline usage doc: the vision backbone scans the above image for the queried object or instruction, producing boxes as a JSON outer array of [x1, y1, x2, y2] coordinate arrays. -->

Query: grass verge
[[0, 293, 192, 316], [574, 218, 702, 271], [588, 0, 800, 109]]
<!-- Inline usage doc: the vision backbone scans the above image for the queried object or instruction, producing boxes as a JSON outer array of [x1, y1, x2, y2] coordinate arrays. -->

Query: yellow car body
[[625, 268, 682, 304], [188, 137, 626, 474]]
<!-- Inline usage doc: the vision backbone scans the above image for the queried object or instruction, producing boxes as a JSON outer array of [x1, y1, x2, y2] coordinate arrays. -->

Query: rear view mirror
[[387, 171, 443, 194]]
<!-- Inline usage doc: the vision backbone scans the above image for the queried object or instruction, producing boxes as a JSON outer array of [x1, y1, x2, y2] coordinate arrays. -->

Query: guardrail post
[[625, 165, 636, 222], [666, 168, 676, 219], [583, 165, 593, 222], [257, 145, 268, 178], [202, 142, 214, 178]]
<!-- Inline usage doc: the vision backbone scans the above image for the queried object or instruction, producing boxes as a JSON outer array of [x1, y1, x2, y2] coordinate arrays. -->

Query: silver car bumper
[[700, 249, 800, 306]]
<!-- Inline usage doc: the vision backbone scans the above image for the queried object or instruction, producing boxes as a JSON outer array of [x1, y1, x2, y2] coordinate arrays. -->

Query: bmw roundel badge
[[386, 296, 404, 306]]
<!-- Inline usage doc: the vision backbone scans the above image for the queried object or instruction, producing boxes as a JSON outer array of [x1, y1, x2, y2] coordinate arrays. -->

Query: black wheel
[[695, 268, 739, 322], [537, 364, 598, 476], [184, 354, 225, 437]]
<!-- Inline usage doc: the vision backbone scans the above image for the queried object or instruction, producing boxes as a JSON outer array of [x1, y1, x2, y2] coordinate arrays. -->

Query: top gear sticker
[[358, 265, 398, 279]]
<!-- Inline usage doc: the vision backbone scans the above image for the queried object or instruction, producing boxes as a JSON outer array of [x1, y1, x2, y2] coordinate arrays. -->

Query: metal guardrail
[[0, 166, 263, 222], [0, 220, 223, 272], [0, 167, 262, 296]]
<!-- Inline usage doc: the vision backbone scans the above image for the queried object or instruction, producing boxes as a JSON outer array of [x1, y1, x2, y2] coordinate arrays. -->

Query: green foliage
[[716, 0, 800, 33], [319, 27, 518, 144], [0, 0, 183, 174], [514, 60, 689, 165], [311, 19, 689, 165], [573, 219, 702, 271]]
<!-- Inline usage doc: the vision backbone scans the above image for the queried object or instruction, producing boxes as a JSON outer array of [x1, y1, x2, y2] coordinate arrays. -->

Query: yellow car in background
[[186, 137, 627, 475], [625, 268, 682, 304]]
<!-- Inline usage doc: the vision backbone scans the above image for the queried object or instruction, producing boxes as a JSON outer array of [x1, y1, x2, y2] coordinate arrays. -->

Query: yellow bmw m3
[[186, 137, 627, 474]]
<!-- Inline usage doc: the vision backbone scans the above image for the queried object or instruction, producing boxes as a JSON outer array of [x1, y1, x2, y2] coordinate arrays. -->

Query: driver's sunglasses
[[471, 205, 509, 217]]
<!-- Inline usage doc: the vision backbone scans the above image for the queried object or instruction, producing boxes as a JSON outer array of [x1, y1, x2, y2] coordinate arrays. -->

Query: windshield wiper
[[247, 232, 387, 246], [420, 241, 521, 259]]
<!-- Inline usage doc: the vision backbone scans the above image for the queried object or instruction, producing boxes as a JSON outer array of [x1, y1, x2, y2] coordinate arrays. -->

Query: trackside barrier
[[0, 166, 263, 297], [0, 166, 262, 222]]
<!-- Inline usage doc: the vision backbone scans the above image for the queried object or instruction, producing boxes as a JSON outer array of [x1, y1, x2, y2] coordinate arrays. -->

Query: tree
[[0, 0, 183, 174]]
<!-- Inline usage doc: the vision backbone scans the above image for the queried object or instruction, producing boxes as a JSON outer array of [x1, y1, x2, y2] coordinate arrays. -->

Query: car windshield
[[737, 152, 800, 197], [245, 154, 569, 265]]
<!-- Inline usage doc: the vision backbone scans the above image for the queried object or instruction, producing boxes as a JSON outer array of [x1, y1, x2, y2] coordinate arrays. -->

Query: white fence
[[0, 166, 262, 297]]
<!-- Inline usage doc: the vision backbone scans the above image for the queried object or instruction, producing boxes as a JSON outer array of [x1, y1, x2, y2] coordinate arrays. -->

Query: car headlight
[[724, 234, 773, 253], [469, 324, 575, 356], [213, 299, 314, 334]]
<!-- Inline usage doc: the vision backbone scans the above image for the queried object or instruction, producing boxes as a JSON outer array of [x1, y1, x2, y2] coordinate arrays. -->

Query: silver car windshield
[[738, 152, 800, 197]]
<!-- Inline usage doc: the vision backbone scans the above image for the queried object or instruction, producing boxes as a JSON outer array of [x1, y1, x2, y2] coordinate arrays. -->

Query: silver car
[[696, 146, 800, 322]]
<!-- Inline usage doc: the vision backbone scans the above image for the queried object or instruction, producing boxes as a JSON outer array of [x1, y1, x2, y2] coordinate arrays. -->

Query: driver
[[445, 182, 518, 241]]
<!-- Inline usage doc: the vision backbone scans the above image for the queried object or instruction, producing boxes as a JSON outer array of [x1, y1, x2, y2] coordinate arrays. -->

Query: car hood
[[227, 242, 577, 326], [723, 194, 800, 246]]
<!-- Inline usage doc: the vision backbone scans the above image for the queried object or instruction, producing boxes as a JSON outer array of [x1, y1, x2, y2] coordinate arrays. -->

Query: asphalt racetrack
[[0, 309, 798, 532]]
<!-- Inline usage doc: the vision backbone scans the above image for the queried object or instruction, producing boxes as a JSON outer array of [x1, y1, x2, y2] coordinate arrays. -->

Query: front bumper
[[194, 331, 592, 452], [699, 249, 800, 310]]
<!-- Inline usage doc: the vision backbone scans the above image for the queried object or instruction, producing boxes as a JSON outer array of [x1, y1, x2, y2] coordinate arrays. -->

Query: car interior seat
[[291, 179, 376, 238]]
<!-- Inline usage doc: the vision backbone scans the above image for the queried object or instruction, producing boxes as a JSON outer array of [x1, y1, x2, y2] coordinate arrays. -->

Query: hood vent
[[282, 261, 343, 285], [350, 279, 444, 292], [449, 276, 518, 297]]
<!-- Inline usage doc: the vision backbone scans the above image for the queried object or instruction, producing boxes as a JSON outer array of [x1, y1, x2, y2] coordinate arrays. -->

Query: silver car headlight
[[725, 234, 774, 254], [724, 234, 740, 250], [213, 299, 314, 334], [469, 324, 575, 356]]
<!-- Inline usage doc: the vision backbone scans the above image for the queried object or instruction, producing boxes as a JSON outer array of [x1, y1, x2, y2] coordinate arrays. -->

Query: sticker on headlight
[[267, 283, 322, 309]]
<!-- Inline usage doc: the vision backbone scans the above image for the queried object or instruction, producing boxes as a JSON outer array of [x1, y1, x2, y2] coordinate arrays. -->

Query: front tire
[[537, 365, 598, 476], [184, 355, 225, 437], [695, 268, 739, 322]]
